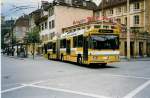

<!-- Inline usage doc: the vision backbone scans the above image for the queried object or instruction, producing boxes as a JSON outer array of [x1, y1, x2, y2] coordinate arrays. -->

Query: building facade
[[12, 15, 29, 56], [1, 18, 15, 49], [38, 0, 96, 54], [145, 0, 150, 56], [22, 0, 150, 57], [28, 9, 42, 55], [13, 15, 29, 43], [145, 0, 150, 32], [94, 0, 150, 57]]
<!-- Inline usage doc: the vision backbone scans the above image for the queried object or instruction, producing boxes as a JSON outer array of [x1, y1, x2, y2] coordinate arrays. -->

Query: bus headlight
[[93, 56, 98, 60], [103, 56, 109, 60]]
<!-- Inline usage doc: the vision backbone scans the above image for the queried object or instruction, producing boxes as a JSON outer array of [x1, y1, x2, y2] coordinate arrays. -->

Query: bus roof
[[62, 21, 117, 32]]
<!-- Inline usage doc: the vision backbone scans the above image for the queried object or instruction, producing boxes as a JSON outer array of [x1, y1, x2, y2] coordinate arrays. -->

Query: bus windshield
[[91, 35, 119, 50]]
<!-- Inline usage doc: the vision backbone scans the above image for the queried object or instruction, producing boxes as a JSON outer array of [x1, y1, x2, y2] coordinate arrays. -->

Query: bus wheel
[[61, 54, 64, 61], [48, 53, 50, 60], [77, 55, 82, 65], [101, 63, 107, 67]]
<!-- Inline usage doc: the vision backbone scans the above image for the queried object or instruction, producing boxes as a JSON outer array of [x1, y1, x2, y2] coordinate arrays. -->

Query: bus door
[[66, 39, 71, 54], [52, 42, 56, 54], [83, 37, 88, 61], [44, 44, 47, 54]]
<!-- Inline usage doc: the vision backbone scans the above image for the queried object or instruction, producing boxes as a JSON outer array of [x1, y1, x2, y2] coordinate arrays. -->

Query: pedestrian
[[12, 48, 15, 56]]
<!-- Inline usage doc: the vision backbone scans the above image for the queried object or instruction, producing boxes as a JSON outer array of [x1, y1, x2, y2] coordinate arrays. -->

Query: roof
[[96, 0, 143, 11], [29, 9, 42, 15], [37, 15, 48, 24], [15, 15, 29, 27], [45, 0, 97, 10], [41, 1, 50, 11], [62, 21, 116, 31]]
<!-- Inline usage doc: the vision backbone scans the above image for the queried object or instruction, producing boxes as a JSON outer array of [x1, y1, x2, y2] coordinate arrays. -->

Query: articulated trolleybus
[[46, 22, 120, 66]]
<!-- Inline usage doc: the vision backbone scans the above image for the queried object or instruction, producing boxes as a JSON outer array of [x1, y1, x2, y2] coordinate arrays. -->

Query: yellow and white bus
[[46, 36, 57, 60], [58, 21, 121, 66], [44, 21, 121, 66]]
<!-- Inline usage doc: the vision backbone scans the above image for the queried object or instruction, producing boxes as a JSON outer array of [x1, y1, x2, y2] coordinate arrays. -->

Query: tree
[[27, 26, 40, 59], [1, 29, 10, 49]]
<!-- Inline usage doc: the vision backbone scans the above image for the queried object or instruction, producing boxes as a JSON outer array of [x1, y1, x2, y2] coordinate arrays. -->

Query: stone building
[[145, 0, 150, 56], [38, 0, 97, 54], [12, 15, 29, 56], [1, 18, 15, 49], [94, 0, 150, 57], [27, 0, 150, 57], [13, 15, 29, 43], [39, 0, 96, 42], [28, 9, 42, 55]]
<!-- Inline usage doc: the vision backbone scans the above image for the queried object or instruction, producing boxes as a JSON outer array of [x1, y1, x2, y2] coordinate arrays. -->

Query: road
[[1, 55, 150, 98]]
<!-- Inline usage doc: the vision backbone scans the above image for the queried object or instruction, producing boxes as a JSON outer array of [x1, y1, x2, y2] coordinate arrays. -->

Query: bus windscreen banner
[[99, 29, 113, 33]]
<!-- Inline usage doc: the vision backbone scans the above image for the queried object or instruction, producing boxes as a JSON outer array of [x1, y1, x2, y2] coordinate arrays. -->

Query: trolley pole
[[127, 0, 130, 60], [102, 0, 104, 28], [11, 19, 14, 56]]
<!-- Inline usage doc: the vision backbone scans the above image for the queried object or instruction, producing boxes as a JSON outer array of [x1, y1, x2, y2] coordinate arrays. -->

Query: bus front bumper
[[88, 55, 120, 64]]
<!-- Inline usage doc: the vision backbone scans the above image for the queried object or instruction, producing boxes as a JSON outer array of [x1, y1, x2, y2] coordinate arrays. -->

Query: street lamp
[[23, 35, 28, 58], [127, 0, 130, 60], [101, 0, 104, 28], [11, 18, 14, 56]]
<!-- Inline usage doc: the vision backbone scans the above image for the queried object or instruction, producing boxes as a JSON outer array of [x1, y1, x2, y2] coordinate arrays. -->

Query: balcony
[[130, 8, 144, 14], [120, 27, 146, 39]]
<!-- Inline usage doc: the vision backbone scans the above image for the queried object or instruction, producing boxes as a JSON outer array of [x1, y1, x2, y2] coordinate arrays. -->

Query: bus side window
[[89, 37, 93, 49], [63, 39, 66, 48], [66, 40, 71, 54], [77, 35, 83, 47], [60, 40, 62, 48], [60, 39, 66, 48], [73, 36, 77, 48], [52, 43, 56, 53]]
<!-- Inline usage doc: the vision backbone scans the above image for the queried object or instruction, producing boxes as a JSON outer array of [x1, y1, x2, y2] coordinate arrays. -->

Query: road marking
[[1, 74, 149, 95], [105, 74, 150, 80], [123, 80, 150, 98], [30, 80, 51, 85], [28, 74, 150, 86], [1, 85, 26, 94], [26, 84, 111, 98]]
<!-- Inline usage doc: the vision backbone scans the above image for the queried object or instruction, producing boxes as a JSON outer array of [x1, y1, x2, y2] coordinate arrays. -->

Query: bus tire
[[77, 54, 82, 65], [48, 53, 50, 60], [101, 63, 107, 67], [61, 54, 64, 61]]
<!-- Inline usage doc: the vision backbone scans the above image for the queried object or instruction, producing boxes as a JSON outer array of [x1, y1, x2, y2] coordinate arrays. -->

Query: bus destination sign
[[99, 29, 114, 33]]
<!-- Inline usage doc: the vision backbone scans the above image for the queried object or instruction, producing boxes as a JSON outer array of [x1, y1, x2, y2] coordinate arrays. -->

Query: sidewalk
[[120, 57, 150, 62], [2, 54, 45, 61], [3, 54, 150, 62], [26, 55, 45, 60]]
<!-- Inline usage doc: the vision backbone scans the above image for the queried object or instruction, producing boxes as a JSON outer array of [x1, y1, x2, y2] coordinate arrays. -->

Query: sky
[[1, 0, 101, 20]]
